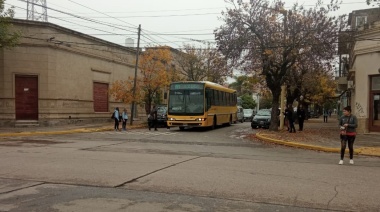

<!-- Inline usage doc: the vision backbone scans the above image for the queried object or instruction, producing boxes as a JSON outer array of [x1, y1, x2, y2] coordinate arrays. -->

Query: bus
[[167, 81, 238, 130]]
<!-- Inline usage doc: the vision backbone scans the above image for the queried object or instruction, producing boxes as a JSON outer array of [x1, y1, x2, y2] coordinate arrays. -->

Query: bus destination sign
[[171, 83, 204, 90]]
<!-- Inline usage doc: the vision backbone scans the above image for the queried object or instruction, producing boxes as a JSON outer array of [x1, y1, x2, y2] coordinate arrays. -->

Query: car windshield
[[243, 109, 253, 115], [256, 110, 271, 116]]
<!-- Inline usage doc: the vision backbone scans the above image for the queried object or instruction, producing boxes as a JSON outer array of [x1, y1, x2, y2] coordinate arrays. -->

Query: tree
[[229, 75, 260, 96], [0, 0, 19, 48], [215, 0, 345, 131], [176, 44, 232, 84], [366, 0, 379, 6], [109, 46, 173, 114], [241, 93, 256, 109]]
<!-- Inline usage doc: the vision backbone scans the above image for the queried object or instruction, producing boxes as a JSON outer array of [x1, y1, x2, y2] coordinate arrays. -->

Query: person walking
[[286, 104, 296, 133], [297, 105, 306, 131], [113, 107, 120, 131], [323, 108, 329, 123], [284, 107, 290, 131], [122, 108, 129, 131], [339, 106, 358, 165], [149, 105, 158, 131]]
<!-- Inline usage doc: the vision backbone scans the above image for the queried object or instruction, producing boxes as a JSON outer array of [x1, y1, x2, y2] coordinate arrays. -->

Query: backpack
[[111, 111, 115, 119]]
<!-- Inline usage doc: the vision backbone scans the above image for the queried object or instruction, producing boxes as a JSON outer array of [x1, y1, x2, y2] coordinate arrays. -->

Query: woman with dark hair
[[113, 107, 120, 131], [339, 106, 358, 165]]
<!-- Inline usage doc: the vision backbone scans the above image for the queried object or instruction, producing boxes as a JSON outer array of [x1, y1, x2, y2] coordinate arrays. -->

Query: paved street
[[1, 123, 380, 211]]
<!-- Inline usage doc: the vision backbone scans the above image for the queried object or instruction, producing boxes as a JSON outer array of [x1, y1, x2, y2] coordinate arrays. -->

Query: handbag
[[340, 116, 351, 137]]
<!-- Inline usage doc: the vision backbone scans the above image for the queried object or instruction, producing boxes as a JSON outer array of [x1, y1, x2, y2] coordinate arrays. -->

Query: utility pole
[[130, 24, 141, 125]]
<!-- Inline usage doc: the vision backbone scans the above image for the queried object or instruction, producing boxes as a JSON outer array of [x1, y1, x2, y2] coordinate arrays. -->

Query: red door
[[93, 82, 108, 112], [15, 75, 39, 120]]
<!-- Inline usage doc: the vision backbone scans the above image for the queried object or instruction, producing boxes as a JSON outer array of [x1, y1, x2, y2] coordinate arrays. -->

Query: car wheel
[[179, 127, 185, 131]]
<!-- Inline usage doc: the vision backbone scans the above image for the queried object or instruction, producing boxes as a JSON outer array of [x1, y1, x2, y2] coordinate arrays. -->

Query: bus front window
[[169, 90, 204, 115]]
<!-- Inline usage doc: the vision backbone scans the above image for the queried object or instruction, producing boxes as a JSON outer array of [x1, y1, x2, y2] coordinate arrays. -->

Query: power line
[[66, 0, 137, 29], [8, 4, 137, 36], [16, 0, 138, 31], [50, 12, 221, 18]]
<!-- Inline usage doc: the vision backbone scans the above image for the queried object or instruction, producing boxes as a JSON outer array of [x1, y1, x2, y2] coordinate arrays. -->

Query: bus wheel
[[228, 115, 233, 126], [211, 116, 217, 129], [179, 127, 185, 131]]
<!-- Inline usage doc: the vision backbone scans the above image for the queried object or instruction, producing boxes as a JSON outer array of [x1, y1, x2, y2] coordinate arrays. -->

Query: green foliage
[[241, 94, 256, 109], [259, 95, 273, 109], [0, 0, 20, 48]]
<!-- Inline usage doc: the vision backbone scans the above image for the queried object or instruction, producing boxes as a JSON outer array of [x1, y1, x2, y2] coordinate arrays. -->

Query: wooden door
[[15, 75, 39, 120]]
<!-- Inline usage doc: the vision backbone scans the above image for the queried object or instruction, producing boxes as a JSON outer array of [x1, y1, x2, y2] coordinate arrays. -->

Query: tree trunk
[[269, 89, 281, 131]]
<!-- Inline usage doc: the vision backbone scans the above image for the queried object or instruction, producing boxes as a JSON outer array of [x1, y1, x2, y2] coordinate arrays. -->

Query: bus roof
[[171, 81, 236, 93]]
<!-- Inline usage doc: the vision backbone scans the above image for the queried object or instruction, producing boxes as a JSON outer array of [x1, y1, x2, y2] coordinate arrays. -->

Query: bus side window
[[206, 88, 212, 110]]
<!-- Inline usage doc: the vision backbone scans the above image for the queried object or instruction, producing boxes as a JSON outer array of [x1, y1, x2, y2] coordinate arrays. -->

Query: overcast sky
[[5, 0, 375, 49]]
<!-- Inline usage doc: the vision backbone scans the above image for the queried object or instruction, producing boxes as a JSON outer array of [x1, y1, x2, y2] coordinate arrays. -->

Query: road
[[0, 122, 379, 212]]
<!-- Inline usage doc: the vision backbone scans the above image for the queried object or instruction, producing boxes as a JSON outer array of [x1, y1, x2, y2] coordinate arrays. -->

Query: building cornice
[[10, 19, 137, 54], [16, 42, 136, 68]]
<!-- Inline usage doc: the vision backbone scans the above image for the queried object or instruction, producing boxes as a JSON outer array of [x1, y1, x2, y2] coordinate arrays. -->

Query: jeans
[[114, 118, 119, 130], [341, 135, 355, 160]]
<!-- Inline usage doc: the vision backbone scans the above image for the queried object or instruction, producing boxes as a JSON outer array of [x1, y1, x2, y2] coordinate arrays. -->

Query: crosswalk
[[95, 130, 179, 136]]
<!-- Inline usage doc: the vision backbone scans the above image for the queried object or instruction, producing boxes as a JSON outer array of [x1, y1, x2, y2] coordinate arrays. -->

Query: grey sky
[[5, 0, 374, 49]]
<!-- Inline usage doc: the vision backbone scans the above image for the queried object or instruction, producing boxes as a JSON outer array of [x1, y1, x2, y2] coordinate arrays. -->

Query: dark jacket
[[297, 109, 306, 120], [339, 115, 358, 133], [285, 109, 294, 121]]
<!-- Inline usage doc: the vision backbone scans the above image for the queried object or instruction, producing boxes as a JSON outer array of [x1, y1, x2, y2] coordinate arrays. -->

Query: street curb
[[255, 132, 380, 157], [0, 125, 146, 138]]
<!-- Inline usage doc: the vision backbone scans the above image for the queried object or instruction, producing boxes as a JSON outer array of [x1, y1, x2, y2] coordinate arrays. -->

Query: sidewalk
[[254, 114, 380, 157], [0, 122, 145, 137]]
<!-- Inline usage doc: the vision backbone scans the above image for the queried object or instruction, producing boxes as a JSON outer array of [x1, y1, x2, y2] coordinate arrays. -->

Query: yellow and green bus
[[167, 81, 238, 130]]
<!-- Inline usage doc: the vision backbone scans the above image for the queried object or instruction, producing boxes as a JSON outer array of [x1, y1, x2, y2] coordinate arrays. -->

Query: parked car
[[243, 109, 254, 122], [237, 106, 244, 123], [251, 109, 271, 129], [156, 105, 168, 127], [309, 111, 320, 118]]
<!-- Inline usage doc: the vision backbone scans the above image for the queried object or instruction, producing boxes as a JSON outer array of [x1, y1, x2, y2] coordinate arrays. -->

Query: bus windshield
[[168, 90, 204, 115]]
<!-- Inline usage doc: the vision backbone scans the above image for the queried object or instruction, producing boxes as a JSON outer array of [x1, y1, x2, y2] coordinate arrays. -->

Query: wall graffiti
[[355, 102, 366, 117]]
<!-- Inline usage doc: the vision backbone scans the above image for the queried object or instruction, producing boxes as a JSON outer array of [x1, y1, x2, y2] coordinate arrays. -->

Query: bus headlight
[[169, 118, 176, 121], [196, 118, 206, 121]]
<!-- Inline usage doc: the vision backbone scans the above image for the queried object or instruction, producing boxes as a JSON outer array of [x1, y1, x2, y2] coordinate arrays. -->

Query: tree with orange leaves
[[109, 46, 174, 114]]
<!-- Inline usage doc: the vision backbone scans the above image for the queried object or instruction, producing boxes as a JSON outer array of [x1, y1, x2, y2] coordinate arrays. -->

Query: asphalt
[[0, 115, 379, 157]]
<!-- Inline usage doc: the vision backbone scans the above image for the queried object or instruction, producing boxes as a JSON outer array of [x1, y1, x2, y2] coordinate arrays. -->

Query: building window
[[356, 16, 367, 28], [372, 76, 380, 91]]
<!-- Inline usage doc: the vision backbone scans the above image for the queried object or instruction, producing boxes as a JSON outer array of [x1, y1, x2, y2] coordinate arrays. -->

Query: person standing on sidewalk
[[339, 106, 358, 165], [149, 105, 158, 131], [286, 104, 296, 133], [113, 107, 120, 131], [297, 105, 306, 131], [323, 108, 329, 123], [122, 108, 129, 131]]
